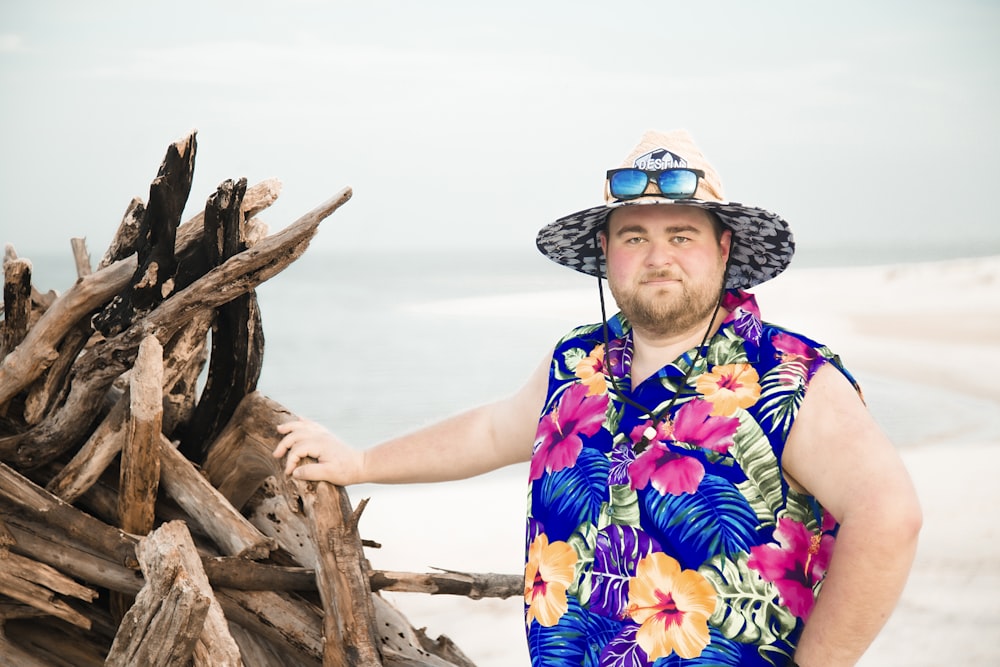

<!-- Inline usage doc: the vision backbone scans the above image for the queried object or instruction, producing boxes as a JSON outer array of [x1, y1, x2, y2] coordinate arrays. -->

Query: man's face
[[600, 205, 732, 338]]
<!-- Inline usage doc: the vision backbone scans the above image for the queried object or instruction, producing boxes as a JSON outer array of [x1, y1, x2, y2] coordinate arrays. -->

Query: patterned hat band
[[535, 130, 794, 291]]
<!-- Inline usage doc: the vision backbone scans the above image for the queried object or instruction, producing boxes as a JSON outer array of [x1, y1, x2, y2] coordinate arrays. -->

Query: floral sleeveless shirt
[[523, 291, 856, 666]]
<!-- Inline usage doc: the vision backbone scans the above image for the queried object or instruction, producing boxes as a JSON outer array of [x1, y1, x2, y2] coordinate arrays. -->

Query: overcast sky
[[2, 0, 998, 263]]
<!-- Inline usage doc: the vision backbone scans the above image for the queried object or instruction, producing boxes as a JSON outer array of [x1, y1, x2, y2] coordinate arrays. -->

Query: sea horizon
[[13, 236, 999, 290]]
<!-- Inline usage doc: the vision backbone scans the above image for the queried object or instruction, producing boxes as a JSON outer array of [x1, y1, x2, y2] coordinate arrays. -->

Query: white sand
[[353, 255, 1000, 666]]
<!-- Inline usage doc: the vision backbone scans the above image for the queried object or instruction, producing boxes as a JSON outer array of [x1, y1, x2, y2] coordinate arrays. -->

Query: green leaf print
[[701, 553, 797, 645], [604, 397, 623, 436], [781, 490, 821, 532], [731, 411, 784, 527], [558, 347, 588, 380], [566, 521, 598, 602], [706, 334, 750, 366], [598, 485, 641, 530], [757, 362, 807, 437], [574, 322, 604, 337], [656, 355, 709, 397]]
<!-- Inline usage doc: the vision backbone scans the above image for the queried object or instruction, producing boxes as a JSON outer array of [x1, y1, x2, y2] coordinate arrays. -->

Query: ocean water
[[253, 249, 596, 447], [252, 247, 1000, 453], [14, 243, 1000, 460]]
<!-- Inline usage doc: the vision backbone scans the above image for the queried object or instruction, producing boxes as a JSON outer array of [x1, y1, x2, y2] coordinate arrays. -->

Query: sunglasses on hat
[[606, 167, 705, 201]]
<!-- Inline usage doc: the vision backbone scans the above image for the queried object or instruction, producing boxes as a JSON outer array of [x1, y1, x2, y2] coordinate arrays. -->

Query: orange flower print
[[626, 552, 717, 660], [574, 344, 607, 396], [695, 363, 761, 416], [524, 533, 578, 628]]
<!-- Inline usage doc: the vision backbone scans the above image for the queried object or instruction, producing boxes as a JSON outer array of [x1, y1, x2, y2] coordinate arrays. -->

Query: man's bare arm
[[273, 354, 550, 485], [783, 364, 922, 666]]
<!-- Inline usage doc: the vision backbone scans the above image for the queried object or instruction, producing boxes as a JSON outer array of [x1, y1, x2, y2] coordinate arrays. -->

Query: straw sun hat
[[535, 129, 794, 290]]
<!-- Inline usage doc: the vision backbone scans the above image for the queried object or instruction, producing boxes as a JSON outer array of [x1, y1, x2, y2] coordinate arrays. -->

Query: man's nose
[[644, 239, 676, 267]]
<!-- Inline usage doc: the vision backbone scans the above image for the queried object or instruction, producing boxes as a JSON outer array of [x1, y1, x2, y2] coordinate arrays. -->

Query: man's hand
[[273, 419, 365, 485]]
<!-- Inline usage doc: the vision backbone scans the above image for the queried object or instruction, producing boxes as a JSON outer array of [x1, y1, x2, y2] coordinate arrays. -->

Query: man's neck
[[629, 307, 729, 387]]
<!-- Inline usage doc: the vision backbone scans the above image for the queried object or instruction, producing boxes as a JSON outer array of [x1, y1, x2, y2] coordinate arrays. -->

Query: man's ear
[[720, 228, 733, 262], [598, 229, 608, 254]]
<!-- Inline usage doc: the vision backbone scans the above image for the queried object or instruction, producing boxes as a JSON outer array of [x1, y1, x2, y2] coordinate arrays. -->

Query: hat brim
[[535, 198, 794, 290]]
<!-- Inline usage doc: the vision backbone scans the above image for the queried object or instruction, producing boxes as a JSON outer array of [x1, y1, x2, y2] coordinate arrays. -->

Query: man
[[274, 130, 921, 666]]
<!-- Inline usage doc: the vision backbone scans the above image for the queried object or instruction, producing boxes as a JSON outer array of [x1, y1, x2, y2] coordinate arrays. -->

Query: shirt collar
[[605, 289, 760, 385]]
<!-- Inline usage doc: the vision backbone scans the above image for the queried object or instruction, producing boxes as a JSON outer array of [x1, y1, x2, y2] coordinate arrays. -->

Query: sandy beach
[[348, 254, 1000, 666]]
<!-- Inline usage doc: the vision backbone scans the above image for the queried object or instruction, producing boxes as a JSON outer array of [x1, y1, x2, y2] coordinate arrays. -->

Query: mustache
[[640, 270, 682, 282]]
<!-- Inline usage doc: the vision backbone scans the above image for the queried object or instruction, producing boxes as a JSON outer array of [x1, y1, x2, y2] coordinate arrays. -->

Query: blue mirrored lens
[[657, 170, 699, 198], [609, 170, 650, 199]]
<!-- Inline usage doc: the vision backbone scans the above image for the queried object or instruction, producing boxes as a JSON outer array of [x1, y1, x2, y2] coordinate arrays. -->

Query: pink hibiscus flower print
[[671, 399, 740, 454], [747, 516, 835, 619], [627, 420, 704, 495], [530, 382, 609, 481], [771, 331, 829, 382]]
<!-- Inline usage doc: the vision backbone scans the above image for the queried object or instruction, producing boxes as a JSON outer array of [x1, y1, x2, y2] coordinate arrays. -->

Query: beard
[[608, 268, 725, 339]]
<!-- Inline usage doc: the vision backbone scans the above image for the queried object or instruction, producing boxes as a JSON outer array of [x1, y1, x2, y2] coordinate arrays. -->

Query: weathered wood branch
[[7, 503, 511, 599], [211, 544, 521, 599], [1, 616, 109, 666], [22, 317, 92, 426], [371, 569, 521, 599], [179, 177, 264, 462], [3, 515, 143, 595], [118, 335, 163, 538], [174, 178, 282, 254], [202, 391, 292, 510], [202, 390, 384, 665], [0, 463, 140, 569], [0, 622, 84, 667], [1, 257, 32, 362], [71, 237, 93, 278], [21, 238, 100, 427], [0, 178, 283, 414], [227, 622, 320, 667], [0, 256, 135, 409], [301, 479, 384, 666], [0, 186, 351, 469], [98, 197, 146, 269], [106, 521, 213, 667], [167, 521, 246, 666], [46, 311, 212, 504], [120, 184, 351, 346], [158, 432, 276, 559], [0, 516, 13, 547], [0, 549, 97, 629], [201, 557, 316, 591], [7, 506, 498, 600], [376, 596, 478, 667], [94, 133, 196, 338], [220, 588, 326, 657], [160, 310, 211, 438], [44, 388, 131, 503]]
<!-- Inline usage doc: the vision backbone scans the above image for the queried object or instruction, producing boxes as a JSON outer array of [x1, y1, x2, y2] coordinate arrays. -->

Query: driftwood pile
[[0, 132, 520, 667]]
